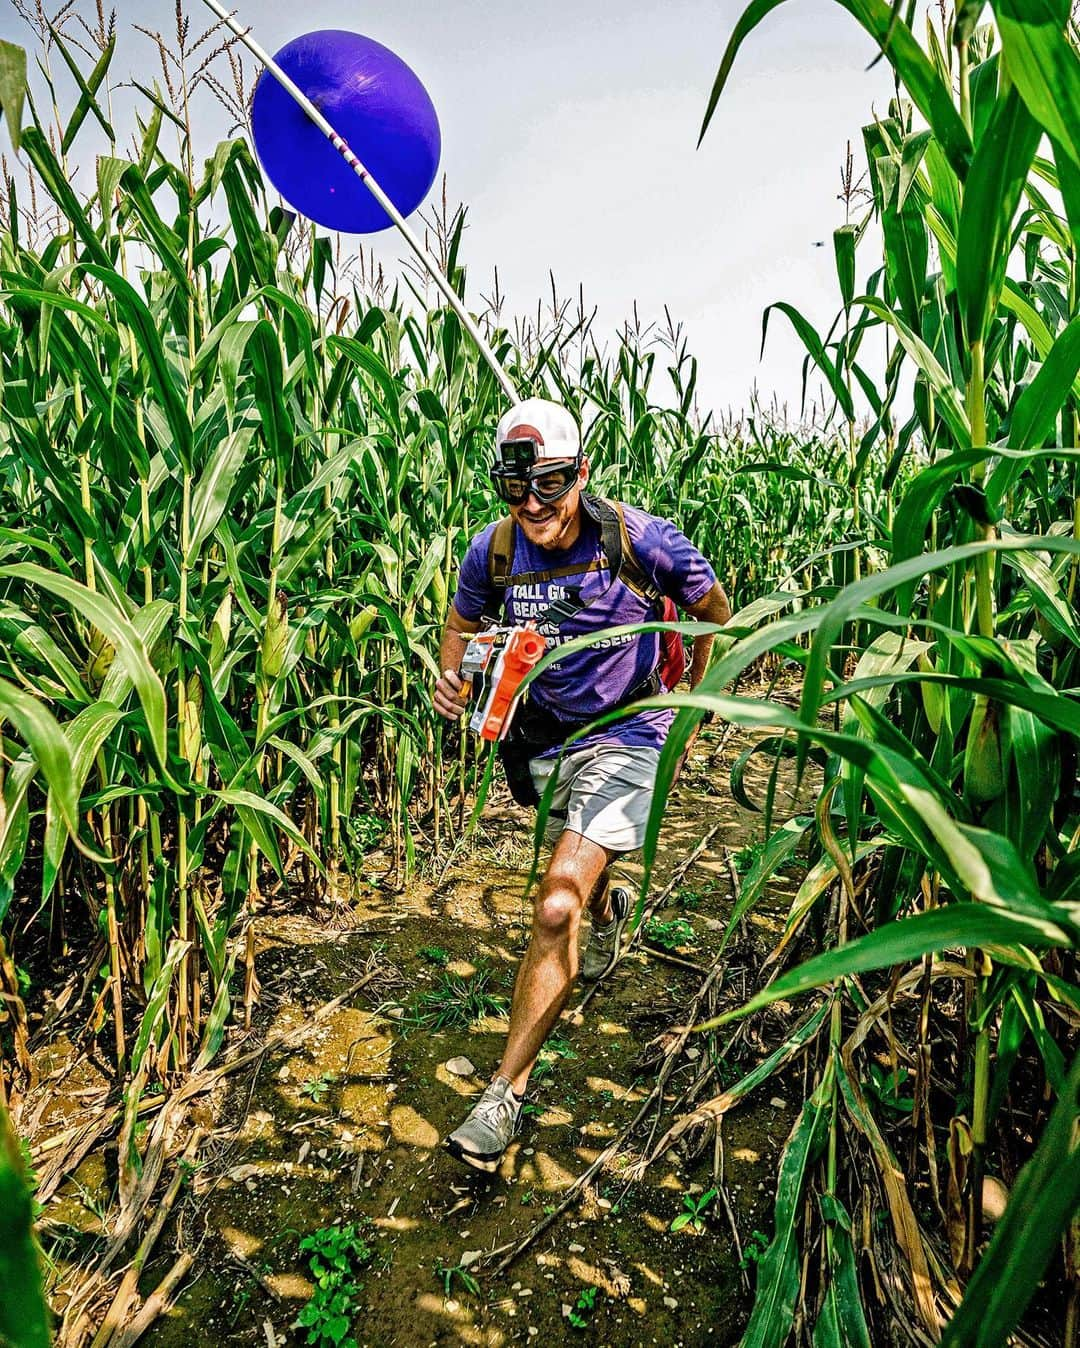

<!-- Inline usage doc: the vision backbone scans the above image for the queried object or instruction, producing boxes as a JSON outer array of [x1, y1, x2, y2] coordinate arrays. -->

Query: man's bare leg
[[587, 867, 613, 925], [496, 830, 615, 1095]]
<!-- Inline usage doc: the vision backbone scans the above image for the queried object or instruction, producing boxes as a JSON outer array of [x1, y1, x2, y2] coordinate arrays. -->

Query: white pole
[[197, 0, 519, 403]]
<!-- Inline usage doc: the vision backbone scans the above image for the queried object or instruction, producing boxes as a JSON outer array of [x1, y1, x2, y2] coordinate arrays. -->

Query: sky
[[0, 0, 897, 422]]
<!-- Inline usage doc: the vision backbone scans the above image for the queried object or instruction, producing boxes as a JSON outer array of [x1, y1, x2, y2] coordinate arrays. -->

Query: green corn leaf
[[879, 155, 928, 330], [799, 537, 1080, 743], [42, 702, 124, 904], [761, 302, 854, 420], [0, 1097, 50, 1348], [993, 0, 1080, 170], [0, 760, 35, 923], [2, 615, 89, 702], [186, 427, 255, 563], [19, 127, 111, 268], [733, 460, 842, 488], [49, 24, 115, 153], [1051, 136, 1080, 255], [702, 903, 1074, 1030], [113, 162, 188, 290], [96, 155, 129, 218], [956, 83, 1042, 346], [812, 1201, 872, 1348], [940, 1050, 1080, 1347], [1000, 276, 1055, 356], [82, 265, 192, 473], [0, 675, 79, 839], [0, 39, 27, 153], [1007, 315, 1080, 451], [855, 297, 970, 446], [701, 0, 970, 176], [265, 736, 325, 802], [721, 816, 812, 947], [0, 564, 173, 784], [742, 1066, 831, 1348], [210, 788, 324, 879], [128, 939, 189, 1079], [834, 225, 857, 311], [98, 600, 173, 706]]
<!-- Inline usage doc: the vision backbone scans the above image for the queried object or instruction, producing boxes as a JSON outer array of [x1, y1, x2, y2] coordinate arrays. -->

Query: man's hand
[[434, 668, 470, 720], [435, 606, 481, 721]]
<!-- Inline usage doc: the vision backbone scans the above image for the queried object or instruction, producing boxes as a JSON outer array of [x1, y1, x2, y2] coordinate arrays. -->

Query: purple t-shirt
[[452, 503, 715, 755]]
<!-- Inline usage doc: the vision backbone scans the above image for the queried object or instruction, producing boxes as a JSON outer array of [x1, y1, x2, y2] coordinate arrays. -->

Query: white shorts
[[529, 742, 661, 855]]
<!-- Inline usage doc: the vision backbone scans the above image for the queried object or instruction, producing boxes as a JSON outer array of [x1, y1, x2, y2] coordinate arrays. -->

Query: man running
[[433, 397, 730, 1172]]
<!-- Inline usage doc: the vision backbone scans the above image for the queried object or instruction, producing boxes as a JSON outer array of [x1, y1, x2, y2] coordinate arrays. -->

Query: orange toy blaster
[[460, 625, 547, 741]]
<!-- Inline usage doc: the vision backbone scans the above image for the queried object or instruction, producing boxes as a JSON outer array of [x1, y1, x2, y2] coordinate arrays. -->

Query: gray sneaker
[[445, 1075, 522, 1173], [581, 886, 632, 982]]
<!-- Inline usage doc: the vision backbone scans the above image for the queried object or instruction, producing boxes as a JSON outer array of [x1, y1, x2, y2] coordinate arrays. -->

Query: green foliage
[[643, 915, 697, 950], [294, 1222, 375, 1348], [670, 1187, 718, 1233], [418, 945, 451, 967], [567, 1285, 599, 1330], [434, 1260, 480, 1299], [299, 1073, 339, 1105], [674, 881, 714, 909], [404, 966, 508, 1031], [635, 1, 1080, 1342], [739, 1230, 771, 1270], [0, 1099, 50, 1348]]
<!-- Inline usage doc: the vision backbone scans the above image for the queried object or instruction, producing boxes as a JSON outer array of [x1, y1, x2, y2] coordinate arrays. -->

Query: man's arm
[[683, 580, 732, 691], [433, 604, 482, 720]]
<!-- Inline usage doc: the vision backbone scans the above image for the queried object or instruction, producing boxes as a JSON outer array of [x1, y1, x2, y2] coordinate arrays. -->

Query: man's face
[[509, 457, 589, 549]]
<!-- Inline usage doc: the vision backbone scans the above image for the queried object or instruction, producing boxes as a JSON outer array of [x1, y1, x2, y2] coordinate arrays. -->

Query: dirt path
[[41, 721, 809, 1347]]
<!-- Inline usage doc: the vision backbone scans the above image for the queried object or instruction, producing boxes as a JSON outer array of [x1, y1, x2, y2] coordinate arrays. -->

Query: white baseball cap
[[495, 398, 581, 462]]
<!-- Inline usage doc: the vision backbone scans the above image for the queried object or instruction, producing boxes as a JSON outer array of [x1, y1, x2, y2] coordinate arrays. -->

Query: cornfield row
[[0, 18, 863, 1092], [0, 0, 1076, 1343]]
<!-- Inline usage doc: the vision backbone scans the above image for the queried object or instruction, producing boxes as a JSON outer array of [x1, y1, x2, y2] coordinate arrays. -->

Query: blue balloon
[[251, 30, 441, 235]]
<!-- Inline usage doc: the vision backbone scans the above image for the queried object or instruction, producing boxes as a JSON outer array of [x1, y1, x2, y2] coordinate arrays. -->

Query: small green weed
[[739, 1229, 770, 1269], [732, 840, 795, 877], [533, 1031, 577, 1084], [418, 945, 451, 967], [406, 966, 508, 1031], [346, 813, 385, 857], [644, 916, 697, 951], [865, 1063, 914, 1116], [732, 840, 767, 875], [670, 1187, 717, 1233], [294, 1221, 375, 1348], [568, 1285, 599, 1329], [299, 1073, 338, 1105], [435, 1260, 480, 1298], [675, 883, 713, 911]]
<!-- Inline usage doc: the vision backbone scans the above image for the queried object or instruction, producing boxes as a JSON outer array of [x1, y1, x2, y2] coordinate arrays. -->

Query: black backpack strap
[[583, 494, 663, 609], [581, 493, 624, 586]]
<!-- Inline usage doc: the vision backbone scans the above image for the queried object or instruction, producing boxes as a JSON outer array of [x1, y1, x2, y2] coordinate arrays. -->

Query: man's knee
[[532, 877, 585, 939]]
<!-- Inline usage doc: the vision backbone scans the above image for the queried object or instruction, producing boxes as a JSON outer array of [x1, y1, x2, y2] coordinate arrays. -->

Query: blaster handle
[[478, 628, 547, 741]]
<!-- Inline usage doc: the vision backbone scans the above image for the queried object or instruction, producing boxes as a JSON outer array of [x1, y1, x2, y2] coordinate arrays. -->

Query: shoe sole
[[444, 1136, 503, 1173]]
